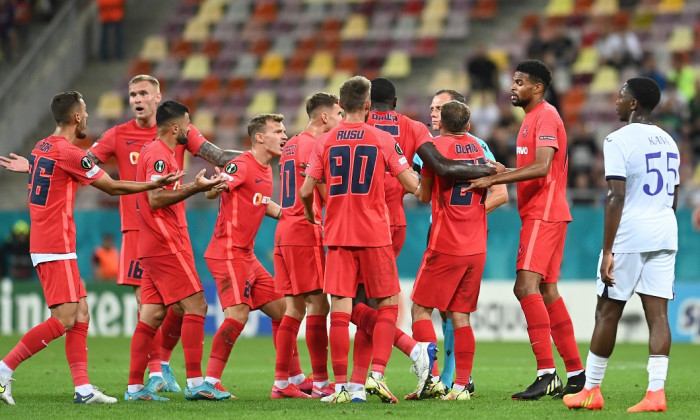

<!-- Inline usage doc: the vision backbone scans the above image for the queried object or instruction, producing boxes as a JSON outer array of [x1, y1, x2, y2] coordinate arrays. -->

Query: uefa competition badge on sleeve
[[154, 160, 165, 173]]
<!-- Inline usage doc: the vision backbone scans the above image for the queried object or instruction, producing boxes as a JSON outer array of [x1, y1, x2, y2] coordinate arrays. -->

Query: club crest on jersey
[[80, 156, 93, 169], [395, 143, 404, 155], [521, 125, 529, 138], [154, 160, 165, 173], [225, 162, 237, 174]]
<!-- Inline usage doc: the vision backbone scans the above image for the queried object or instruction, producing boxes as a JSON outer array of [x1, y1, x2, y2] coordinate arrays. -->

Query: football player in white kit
[[563, 77, 679, 413]]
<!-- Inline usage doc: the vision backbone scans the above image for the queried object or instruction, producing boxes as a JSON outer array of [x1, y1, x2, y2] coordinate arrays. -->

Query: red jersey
[[28, 136, 105, 254], [367, 110, 431, 227], [275, 132, 323, 246], [422, 134, 487, 256], [90, 120, 206, 231], [306, 121, 410, 247], [135, 139, 187, 258], [204, 152, 273, 258], [515, 101, 571, 222]]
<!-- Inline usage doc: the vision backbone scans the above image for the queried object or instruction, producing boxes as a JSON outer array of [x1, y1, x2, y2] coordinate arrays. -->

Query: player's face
[[615, 84, 634, 122], [175, 113, 191, 145], [325, 103, 344, 130], [75, 99, 88, 139], [430, 93, 452, 131], [511, 71, 536, 108], [129, 81, 161, 123], [260, 120, 286, 157]]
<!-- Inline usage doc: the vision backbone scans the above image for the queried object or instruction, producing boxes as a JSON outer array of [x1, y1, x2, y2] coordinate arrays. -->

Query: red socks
[[329, 312, 351, 384], [181, 314, 205, 379], [412, 318, 439, 377], [352, 302, 416, 356], [65, 321, 90, 387], [2, 317, 64, 370], [148, 327, 163, 375], [349, 329, 372, 384], [520, 294, 555, 370], [272, 318, 303, 379], [547, 297, 584, 372], [129, 321, 157, 385], [370, 305, 398, 374], [205, 317, 244, 380], [453, 325, 475, 387], [159, 307, 183, 363], [305, 314, 328, 382], [274, 316, 301, 381]]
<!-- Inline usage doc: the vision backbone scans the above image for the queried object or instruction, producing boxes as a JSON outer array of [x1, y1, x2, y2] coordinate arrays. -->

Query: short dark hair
[[626, 77, 661, 111], [370, 77, 396, 103], [305, 92, 339, 118], [440, 100, 471, 133], [434, 89, 466, 104], [248, 113, 284, 139], [339, 75, 371, 112], [515, 59, 552, 90], [156, 100, 189, 128], [50, 91, 83, 125]]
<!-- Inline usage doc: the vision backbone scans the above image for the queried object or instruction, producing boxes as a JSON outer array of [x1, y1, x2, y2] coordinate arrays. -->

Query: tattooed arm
[[86, 149, 103, 165], [195, 141, 244, 167]]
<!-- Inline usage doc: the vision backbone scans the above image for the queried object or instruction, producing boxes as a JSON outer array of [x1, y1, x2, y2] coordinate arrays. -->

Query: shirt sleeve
[[62, 144, 105, 185], [221, 158, 248, 190], [603, 135, 627, 180], [378, 130, 410, 176], [534, 110, 560, 150], [185, 124, 207, 156], [413, 121, 433, 149], [477, 138, 495, 161], [305, 139, 325, 181], [89, 126, 117, 163]]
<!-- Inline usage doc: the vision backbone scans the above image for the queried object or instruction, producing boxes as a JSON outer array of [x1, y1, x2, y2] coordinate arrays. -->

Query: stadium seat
[[170, 39, 193, 60], [252, 1, 277, 23], [325, 71, 353, 95], [196, 75, 220, 100], [402, 0, 424, 16], [657, 0, 685, 14], [380, 50, 411, 79], [336, 54, 358, 74], [181, 54, 210, 80], [421, 0, 449, 21], [153, 57, 182, 82], [232, 53, 258, 78], [200, 39, 221, 59], [256, 53, 285, 80], [223, 0, 253, 24], [444, 14, 469, 39], [341, 14, 368, 40], [139, 35, 168, 62], [589, 66, 620, 94], [128, 59, 152, 78], [191, 108, 216, 139], [196, 0, 225, 24], [183, 17, 210, 43], [393, 15, 418, 40], [246, 91, 277, 116], [545, 0, 574, 18], [96, 91, 125, 121], [667, 26, 694, 52], [306, 51, 334, 79], [571, 47, 599, 75], [590, 0, 618, 16], [471, 0, 498, 20]]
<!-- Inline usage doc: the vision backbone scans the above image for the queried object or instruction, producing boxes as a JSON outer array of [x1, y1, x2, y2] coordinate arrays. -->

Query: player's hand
[[304, 207, 320, 225], [0, 153, 30, 173], [486, 159, 506, 173], [599, 252, 615, 287], [155, 171, 185, 186], [465, 176, 493, 191], [195, 168, 226, 191]]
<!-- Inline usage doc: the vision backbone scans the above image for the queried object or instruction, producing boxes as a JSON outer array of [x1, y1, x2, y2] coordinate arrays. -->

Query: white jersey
[[603, 123, 679, 253]]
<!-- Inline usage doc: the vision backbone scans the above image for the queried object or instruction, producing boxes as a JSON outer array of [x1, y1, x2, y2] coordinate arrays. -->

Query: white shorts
[[596, 250, 675, 301]]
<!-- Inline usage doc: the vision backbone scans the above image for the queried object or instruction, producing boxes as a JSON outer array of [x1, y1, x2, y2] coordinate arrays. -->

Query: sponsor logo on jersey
[[252, 192, 271, 206], [539, 136, 556, 141], [81, 156, 93, 170], [516, 146, 529, 155], [154, 160, 165, 173], [395, 143, 404, 155], [224, 162, 237, 174]]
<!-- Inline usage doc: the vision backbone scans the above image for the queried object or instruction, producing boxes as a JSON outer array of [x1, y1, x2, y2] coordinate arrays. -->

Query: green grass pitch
[[0, 336, 697, 419]]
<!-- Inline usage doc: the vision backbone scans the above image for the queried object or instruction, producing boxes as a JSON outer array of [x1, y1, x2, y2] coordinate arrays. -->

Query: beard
[[176, 132, 189, 145]]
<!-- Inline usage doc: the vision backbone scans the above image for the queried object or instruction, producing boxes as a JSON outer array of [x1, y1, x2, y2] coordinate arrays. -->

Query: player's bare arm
[[466, 146, 555, 191], [415, 172, 433, 203], [600, 178, 626, 287], [204, 180, 229, 199], [485, 184, 508, 214], [148, 168, 225, 209], [417, 141, 496, 180], [299, 175, 320, 224], [91, 171, 184, 195], [196, 141, 244, 167], [86, 149, 104, 165], [0, 153, 30, 173], [266, 201, 282, 220]]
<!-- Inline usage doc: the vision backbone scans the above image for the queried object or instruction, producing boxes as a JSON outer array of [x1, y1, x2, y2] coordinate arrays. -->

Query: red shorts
[[274, 245, 325, 295], [139, 249, 202, 306], [36, 259, 86, 307], [117, 230, 143, 287], [206, 248, 283, 310], [411, 249, 484, 313], [516, 220, 568, 283], [391, 225, 406, 258], [324, 246, 400, 299]]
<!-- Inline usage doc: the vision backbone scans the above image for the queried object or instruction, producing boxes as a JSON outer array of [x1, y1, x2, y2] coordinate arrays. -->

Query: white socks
[[647, 355, 668, 392], [584, 351, 609, 390]]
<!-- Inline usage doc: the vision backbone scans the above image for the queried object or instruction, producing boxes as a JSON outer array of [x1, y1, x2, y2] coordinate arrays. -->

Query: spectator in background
[[656, 80, 688, 139], [667, 52, 696, 102], [467, 45, 497, 95], [0, 0, 19, 61], [92, 233, 118, 282], [641, 52, 666, 92], [97, 0, 124, 60], [595, 15, 642, 69], [0, 220, 33, 281]]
